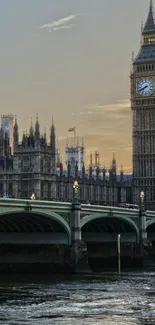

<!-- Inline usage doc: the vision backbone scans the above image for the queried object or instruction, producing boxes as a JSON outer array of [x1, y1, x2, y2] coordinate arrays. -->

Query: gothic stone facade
[[131, 1, 155, 210], [0, 117, 132, 205], [56, 163, 132, 205], [0, 117, 56, 200]]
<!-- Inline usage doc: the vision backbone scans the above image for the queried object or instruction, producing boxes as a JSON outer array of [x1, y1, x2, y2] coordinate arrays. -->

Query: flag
[[68, 127, 75, 132]]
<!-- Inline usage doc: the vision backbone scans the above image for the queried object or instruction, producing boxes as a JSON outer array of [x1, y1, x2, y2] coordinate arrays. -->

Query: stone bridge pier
[[139, 192, 152, 259], [139, 192, 147, 249]]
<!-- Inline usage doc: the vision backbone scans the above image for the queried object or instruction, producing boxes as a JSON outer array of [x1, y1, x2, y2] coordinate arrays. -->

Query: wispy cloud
[[52, 25, 72, 32], [77, 99, 132, 139], [80, 99, 130, 115], [40, 14, 80, 32]]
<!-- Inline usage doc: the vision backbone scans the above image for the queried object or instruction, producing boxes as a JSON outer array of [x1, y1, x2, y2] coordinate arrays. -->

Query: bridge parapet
[[0, 198, 72, 214], [146, 210, 155, 218], [0, 199, 142, 219], [81, 204, 140, 218]]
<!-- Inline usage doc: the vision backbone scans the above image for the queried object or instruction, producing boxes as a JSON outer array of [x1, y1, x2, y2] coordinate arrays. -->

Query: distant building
[[65, 138, 85, 173], [0, 116, 132, 205]]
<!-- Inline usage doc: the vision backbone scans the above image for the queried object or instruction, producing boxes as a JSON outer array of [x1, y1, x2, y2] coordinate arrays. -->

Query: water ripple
[[0, 272, 155, 324]]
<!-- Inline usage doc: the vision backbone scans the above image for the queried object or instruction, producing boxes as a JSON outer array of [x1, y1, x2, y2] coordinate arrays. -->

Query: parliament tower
[[131, 0, 155, 209]]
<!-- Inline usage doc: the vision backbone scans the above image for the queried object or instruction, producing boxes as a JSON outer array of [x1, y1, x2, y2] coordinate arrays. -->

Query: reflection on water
[[0, 273, 155, 324]]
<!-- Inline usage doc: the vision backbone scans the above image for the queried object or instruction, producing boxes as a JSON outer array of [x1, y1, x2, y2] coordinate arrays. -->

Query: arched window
[[40, 157, 44, 173], [48, 158, 51, 173]]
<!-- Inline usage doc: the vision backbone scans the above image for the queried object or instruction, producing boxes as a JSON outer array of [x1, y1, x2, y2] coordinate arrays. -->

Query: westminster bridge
[[0, 195, 155, 272]]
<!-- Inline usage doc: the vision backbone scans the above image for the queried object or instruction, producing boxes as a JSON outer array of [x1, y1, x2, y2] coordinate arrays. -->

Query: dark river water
[[0, 272, 155, 325]]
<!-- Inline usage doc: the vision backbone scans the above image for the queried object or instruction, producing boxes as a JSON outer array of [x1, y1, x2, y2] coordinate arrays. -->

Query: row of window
[[133, 138, 155, 154], [143, 37, 155, 45], [136, 113, 155, 129], [137, 64, 155, 72], [133, 158, 155, 177], [136, 99, 155, 105]]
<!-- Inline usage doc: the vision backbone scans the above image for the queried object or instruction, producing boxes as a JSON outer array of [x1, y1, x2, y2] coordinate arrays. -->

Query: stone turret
[[13, 116, 19, 152], [112, 151, 116, 175], [50, 117, 56, 154], [28, 119, 35, 147], [82, 163, 85, 180], [35, 113, 40, 140]]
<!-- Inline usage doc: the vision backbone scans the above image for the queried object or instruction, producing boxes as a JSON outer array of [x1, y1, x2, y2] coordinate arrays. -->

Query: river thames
[[0, 272, 155, 324]]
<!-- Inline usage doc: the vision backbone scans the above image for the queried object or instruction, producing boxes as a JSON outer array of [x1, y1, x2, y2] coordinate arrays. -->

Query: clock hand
[[139, 85, 148, 91]]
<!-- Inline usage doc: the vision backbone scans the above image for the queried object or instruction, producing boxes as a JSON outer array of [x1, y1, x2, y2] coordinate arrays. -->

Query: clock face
[[137, 78, 155, 96]]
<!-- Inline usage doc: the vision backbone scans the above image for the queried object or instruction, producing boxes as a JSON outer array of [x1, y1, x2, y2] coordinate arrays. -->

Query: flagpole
[[68, 127, 76, 145]]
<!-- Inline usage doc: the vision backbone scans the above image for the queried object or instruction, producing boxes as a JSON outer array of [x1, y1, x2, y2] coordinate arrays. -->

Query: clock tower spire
[[143, 0, 155, 33], [131, 0, 155, 209]]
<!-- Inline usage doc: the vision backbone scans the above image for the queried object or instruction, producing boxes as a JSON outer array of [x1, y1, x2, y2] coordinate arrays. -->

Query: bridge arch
[[146, 220, 155, 229], [81, 213, 139, 242], [146, 220, 155, 243], [0, 210, 71, 244]]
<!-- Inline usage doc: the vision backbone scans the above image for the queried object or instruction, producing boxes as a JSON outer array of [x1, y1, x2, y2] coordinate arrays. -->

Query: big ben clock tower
[[131, 0, 155, 209]]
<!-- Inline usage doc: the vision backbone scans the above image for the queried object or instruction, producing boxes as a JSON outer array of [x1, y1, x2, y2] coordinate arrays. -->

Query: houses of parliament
[[1, 0, 155, 210], [0, 114, 132, 206]]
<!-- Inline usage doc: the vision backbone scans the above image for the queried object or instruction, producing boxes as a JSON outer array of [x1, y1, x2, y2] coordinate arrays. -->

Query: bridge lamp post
[[117, 234, 121, 275], [73, 180, 79, 204], [140, 191, 145, 211], [30, 193, 35, 200]]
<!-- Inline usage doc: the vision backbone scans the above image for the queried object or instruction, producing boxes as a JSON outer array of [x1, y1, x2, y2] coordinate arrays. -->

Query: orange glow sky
[[0, 0, 151, 172]]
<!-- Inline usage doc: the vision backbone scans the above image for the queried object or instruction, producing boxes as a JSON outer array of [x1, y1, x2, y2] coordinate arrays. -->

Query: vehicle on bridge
[[118, 203, 138, 209]]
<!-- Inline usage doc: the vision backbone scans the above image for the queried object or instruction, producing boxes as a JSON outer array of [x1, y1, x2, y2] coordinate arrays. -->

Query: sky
[[0, 0, 152, 171]]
